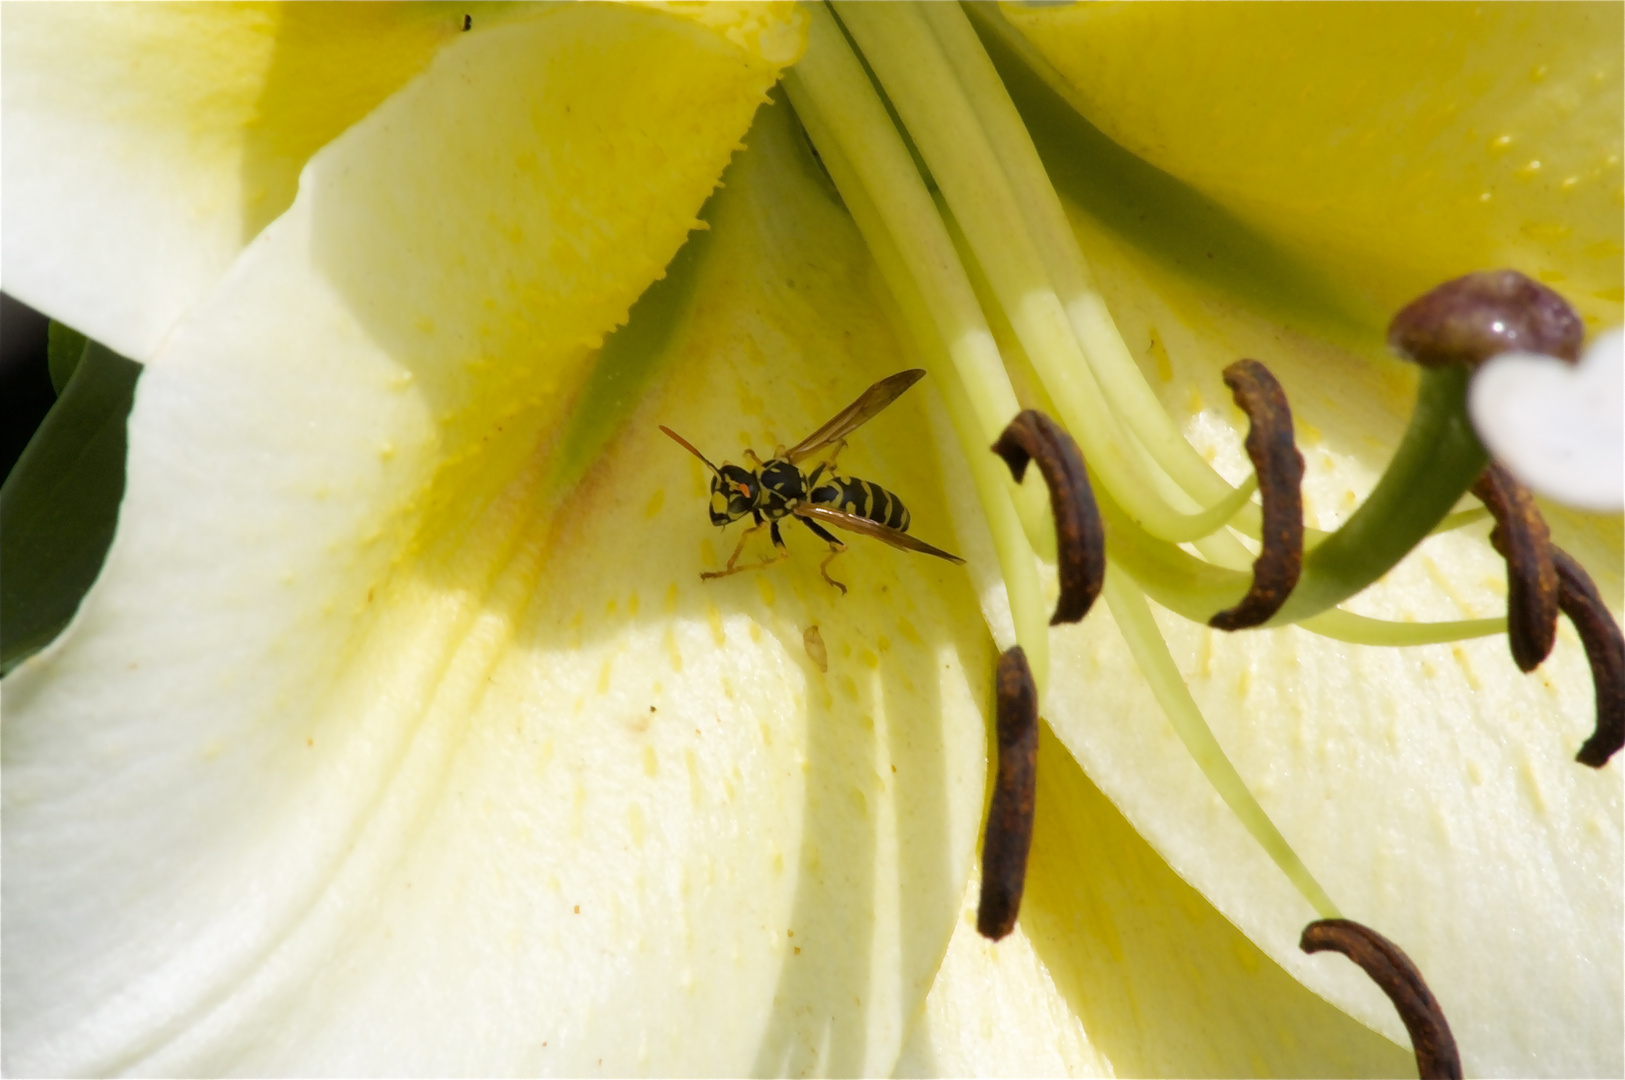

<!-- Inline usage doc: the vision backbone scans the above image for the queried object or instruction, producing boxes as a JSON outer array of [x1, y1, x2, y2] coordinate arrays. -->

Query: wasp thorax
[[710, 464, 760, 526]]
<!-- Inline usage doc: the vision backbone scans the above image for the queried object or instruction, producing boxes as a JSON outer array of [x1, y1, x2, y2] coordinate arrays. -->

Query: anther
[[1300, 919, 1461, 1080], [992, 410, 1104, 625], [1209, 359, 1305, 631], [1388, 269, 1583, 371], [1471, 464, 1558, 671], [1552, 548, 1624, 768], [977, 645, 1038, 941]]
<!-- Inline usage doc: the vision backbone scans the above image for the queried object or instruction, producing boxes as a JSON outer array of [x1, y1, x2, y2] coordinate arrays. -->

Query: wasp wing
[[793, 504, 966, 564], [784, 369, 926, 464]]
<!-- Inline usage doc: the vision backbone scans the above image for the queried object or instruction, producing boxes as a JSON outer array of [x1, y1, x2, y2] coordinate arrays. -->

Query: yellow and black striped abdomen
[[808, 470, 912, 533]]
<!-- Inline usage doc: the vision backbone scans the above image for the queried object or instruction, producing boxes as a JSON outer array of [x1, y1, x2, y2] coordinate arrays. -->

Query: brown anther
[[1471, 464, 1558, 671], [1551, 548, 1624, 768], [1300, 919, 1461, 1080], [992, 410, 1104, 625], [977, 646, 1038, 941], [1209, 359, 1305, 631], [1388, 270, 1583, 371]]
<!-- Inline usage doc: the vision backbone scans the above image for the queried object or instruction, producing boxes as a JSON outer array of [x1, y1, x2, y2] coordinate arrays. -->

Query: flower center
[[781, 0, 1622, 949]]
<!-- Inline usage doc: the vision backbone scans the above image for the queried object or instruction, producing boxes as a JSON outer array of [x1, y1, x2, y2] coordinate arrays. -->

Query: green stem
[[1104, 568, 1340, 919], [916, 0, 1243, 511], [782, 19, 1052, 691], [1300, 609, 1507, 647], [933, 193, 1260, 543], [1268, 366, 1488, 626], [835, 2, 1219, 544]]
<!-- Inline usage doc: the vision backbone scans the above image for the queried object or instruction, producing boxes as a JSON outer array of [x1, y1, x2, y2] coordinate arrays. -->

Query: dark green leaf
[[46, 321, 89, 396], [1, 341, 140, 672]]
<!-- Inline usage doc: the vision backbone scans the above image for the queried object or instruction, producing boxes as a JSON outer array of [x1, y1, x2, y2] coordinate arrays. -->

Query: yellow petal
[[898, 726, 1415, 1078], [895, 869, 1111, 1079], [1001, 3, 1624, 331], [1, 2, 475, 357]]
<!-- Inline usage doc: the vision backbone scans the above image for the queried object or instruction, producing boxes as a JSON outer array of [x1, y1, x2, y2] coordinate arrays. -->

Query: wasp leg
[[700, 520, 789, 582], [800, 516, 850, 595], [820, 438, 849, 470], [743, 448, 765, 468]]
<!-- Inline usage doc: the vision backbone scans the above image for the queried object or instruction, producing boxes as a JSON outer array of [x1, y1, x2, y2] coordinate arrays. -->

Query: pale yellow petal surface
[[1002, 3, 1625, 331], [1036, 211, 1622, 1076], [894, 727, 1417, 1079], [1021, 727, 1414, 1078], [0, 1, 487, 358], [2, 7, 962, 1075], [894, 870, 1110, 1079]]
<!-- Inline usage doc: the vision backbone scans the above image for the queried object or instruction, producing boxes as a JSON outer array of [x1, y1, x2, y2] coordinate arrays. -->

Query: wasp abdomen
[[810, 473, 911, 533]]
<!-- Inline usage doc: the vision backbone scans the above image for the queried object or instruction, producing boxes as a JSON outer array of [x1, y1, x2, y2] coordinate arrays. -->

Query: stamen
[[1106, 572, 1341, 917], [1300, 919, 1462, 1080], [1470, 464, 1558, 671], [992, 410, 1104, 625], [1552, 548, 1625, 768], [1209, 359, 1304, 631], [1266, 272, 1584, 626], [977, 645, 1039, 941], [1389, 269, 1584, 369]]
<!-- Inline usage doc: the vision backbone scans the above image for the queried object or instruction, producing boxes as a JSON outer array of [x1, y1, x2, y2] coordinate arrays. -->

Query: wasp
[[660, 369, 965, 593]]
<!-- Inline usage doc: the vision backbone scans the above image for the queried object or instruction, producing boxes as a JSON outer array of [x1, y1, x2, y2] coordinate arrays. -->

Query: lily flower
[[2, 3, 1618, 1077]]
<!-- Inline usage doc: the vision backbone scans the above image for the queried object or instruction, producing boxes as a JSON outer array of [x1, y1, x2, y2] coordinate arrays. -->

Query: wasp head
[[710, 464, 760, 526]]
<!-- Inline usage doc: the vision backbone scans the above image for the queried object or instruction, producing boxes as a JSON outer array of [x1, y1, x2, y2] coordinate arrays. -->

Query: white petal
[[0, 3, 471, 358], [1470, 330, 1625, 512], [1, 10, 992, 1076]]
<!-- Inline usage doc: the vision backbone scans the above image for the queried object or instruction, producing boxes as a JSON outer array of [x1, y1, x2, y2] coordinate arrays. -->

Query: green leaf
[[46, 321, 89, 395], [1, 341, 140, 672]]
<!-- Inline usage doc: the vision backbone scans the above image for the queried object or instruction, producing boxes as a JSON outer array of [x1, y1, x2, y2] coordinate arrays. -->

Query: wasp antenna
[[659, 425, 722, 476]]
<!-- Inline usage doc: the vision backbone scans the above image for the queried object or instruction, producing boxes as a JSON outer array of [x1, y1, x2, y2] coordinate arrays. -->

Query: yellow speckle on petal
[[629, 803, 645, 848]]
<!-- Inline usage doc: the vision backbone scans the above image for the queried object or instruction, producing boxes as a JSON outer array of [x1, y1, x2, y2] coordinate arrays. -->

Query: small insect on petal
[[1471, 464, 1559, 672], [1209, 359, 1304, 631], [977, 646, 1038, 941], [991, 411, 1103, 625], [1300, 919, 1462, 1080]]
